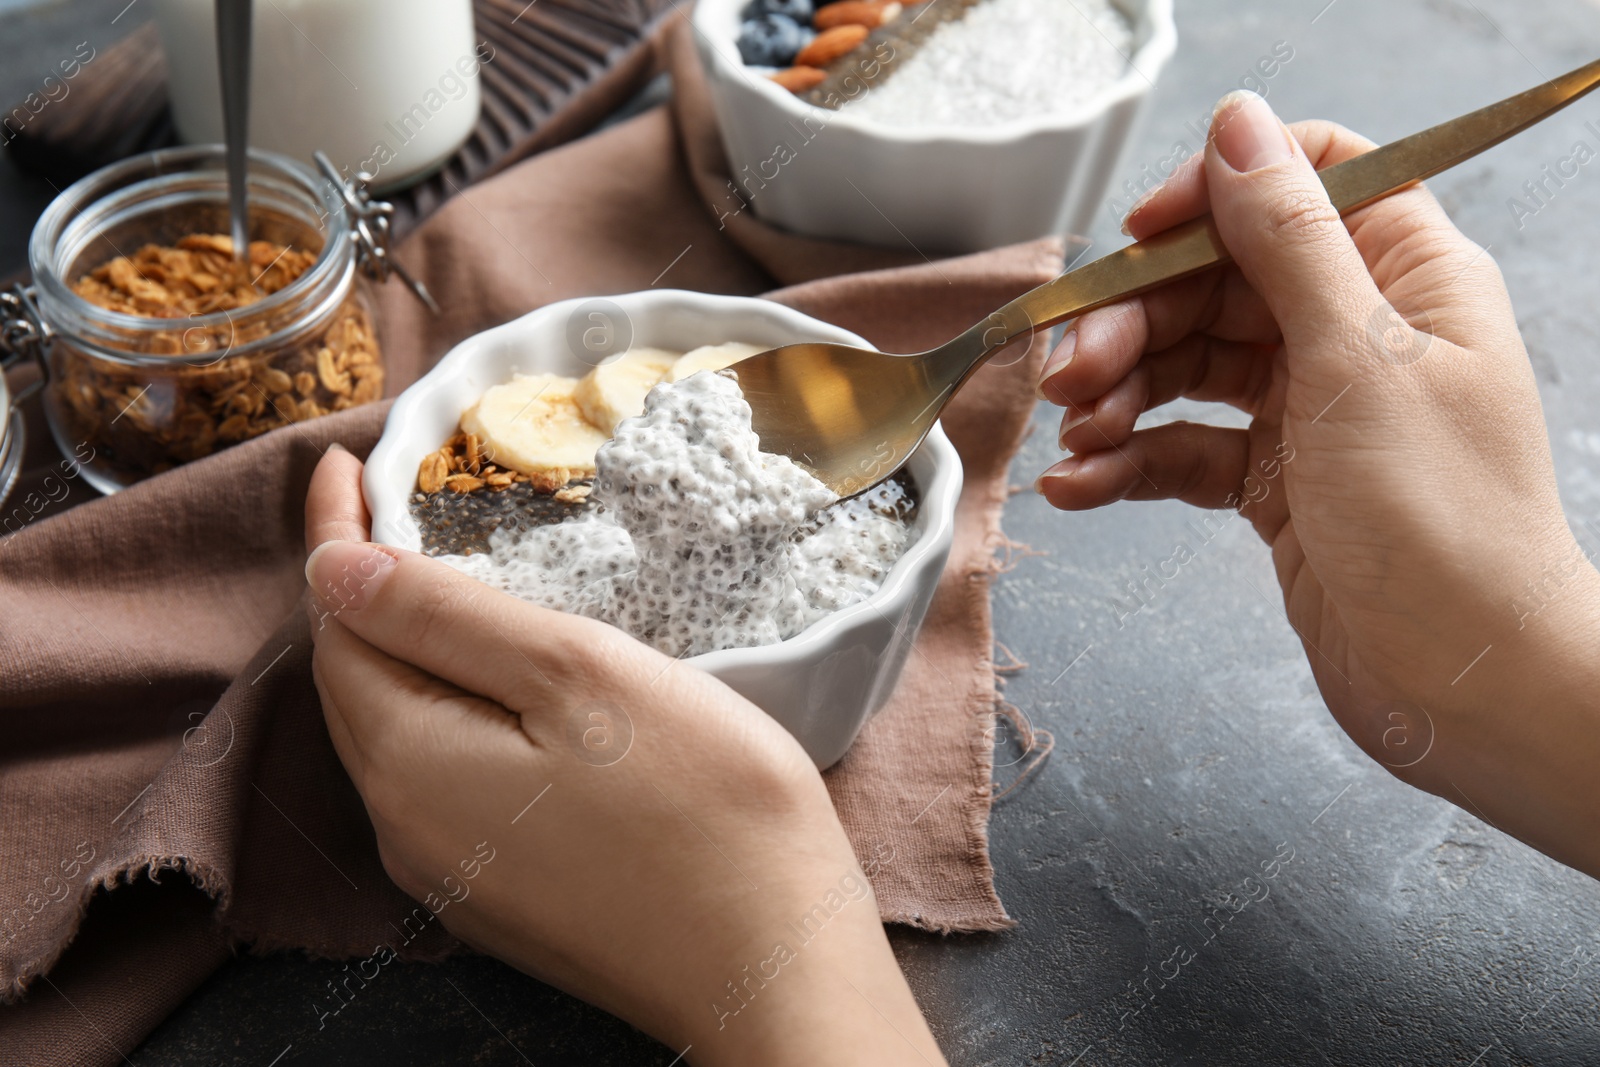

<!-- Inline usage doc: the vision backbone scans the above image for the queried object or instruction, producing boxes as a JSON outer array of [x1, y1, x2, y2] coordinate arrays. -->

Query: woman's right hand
[[1036, 91, 1600, 875]]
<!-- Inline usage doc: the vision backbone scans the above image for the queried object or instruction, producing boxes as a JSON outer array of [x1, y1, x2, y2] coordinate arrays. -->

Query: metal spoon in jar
[[731, 55, 1600, 498], [215, 0, 252, 263]]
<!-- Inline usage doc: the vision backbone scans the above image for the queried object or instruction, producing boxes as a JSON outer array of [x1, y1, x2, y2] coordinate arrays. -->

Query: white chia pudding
[[436, 371, 916, 657], [848, 0, 1134, 128]]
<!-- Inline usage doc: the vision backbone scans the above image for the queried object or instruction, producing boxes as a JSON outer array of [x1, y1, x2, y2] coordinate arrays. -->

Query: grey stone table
[[7, 0, 1600, 1062]]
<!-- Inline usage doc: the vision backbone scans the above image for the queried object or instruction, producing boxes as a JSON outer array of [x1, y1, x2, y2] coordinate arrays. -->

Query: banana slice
[[665, 341, 768, 383], [572, 347, 677, 434], [461, 373, 608, 476]]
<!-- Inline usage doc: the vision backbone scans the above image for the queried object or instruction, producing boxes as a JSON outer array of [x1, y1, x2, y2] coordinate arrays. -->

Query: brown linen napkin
[[0, 18, 1065, 1064]]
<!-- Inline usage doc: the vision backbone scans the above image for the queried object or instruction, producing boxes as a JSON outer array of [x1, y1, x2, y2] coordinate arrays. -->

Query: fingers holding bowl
[[305, 538, 587, 712], [299, 446, 690, 762], [303, 448, 569, 711], [309, 610, 521, 790], [305, 444, 371, 551]]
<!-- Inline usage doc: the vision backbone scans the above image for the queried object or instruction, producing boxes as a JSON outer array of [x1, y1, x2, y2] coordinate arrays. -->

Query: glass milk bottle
[[152, 0, 482, 191]]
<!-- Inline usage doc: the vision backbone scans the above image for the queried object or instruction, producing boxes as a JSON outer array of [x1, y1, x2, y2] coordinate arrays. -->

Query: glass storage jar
[[15, 145, 386, 495]]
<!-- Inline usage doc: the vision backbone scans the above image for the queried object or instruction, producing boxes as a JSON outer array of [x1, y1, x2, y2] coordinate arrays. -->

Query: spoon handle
[[946, 54, 1600, 378], [216, 0, 253, 263]]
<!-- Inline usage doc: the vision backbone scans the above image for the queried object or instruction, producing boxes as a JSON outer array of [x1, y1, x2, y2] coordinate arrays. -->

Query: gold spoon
[[732, 56, 1600, 497]]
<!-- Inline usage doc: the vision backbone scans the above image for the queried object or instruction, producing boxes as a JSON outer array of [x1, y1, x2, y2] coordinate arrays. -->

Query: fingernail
[[1036, 330, 1079, 400], [1058, 408, 1092, 449], [328, 442, 349, 455], [1121, 186, 1160, 236], [1211, 90, 1293, 173], [306, 540, 398, 614], [1033, 456, 1081, 494]]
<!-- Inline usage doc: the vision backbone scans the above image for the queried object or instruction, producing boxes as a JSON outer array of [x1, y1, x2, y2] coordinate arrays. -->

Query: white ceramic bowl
[[365, 290, 962, 768], [692, 0, 1177, 253]]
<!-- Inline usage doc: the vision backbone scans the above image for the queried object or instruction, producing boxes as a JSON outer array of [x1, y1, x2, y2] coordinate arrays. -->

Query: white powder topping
[[441, 371, 912, 657], [848, 0, 1134, 128]]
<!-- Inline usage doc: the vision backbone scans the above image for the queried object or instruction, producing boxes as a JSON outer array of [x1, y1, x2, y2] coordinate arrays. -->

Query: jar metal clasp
[[1, 284, 50, 405], [0, 284, 48, 511], [315, 151, 441, 316]]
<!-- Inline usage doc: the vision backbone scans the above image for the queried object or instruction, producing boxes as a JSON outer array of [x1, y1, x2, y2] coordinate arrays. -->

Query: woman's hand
[[303, 447, 945, 1067], [1037, 91, 1600, 874]]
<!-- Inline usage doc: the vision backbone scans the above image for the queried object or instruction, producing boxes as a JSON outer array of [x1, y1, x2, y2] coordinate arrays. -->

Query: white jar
[[152, 0, 483, 192]]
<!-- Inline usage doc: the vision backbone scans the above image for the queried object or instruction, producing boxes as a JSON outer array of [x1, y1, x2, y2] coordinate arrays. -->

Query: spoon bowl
[[733, 341, 961, 497]]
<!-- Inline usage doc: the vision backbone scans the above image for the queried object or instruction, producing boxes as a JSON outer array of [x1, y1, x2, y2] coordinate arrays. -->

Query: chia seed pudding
[[409, 370, 919, 658], [846, 0, 1134, 128]]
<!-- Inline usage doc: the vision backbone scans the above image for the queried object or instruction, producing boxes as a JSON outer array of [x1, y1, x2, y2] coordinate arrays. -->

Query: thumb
[[1204, 91, 1383, 368], [305, 538, 577, 712]]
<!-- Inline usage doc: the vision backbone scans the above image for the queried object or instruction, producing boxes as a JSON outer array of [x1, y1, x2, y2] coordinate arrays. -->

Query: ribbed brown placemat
[[2, 0, 673, 238]]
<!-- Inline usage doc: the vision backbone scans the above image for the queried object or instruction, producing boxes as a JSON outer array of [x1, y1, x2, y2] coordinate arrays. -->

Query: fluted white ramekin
[[365, 290, 961, 768], [692, 0, 1177, 253]]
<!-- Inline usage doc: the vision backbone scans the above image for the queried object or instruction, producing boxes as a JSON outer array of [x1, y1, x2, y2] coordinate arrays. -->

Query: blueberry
[[736, 13, 810, 67], [742, 0, 815, 21]]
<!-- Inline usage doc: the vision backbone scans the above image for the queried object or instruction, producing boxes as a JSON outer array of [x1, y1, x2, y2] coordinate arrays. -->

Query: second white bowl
[[692, 0, 1178, 253]]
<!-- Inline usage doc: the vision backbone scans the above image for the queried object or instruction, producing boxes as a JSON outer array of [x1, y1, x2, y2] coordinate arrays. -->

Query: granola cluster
[[418, 431, 591, 502], [74, 234, 316, 318], [51, 234, 383, 481]]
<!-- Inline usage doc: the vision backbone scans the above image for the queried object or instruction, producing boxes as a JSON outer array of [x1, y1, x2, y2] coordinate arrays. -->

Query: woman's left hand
[[303, 446, 945, 1067]]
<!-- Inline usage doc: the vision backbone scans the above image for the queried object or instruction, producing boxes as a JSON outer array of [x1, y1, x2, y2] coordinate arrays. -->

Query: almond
[[771, 65, 827, 93], [814, 0, 900, 30], [795, 24, 869, 67]]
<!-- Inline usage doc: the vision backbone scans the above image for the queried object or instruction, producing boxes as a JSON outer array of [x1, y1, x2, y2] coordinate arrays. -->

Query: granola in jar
[[52, 234, 382, 479]]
